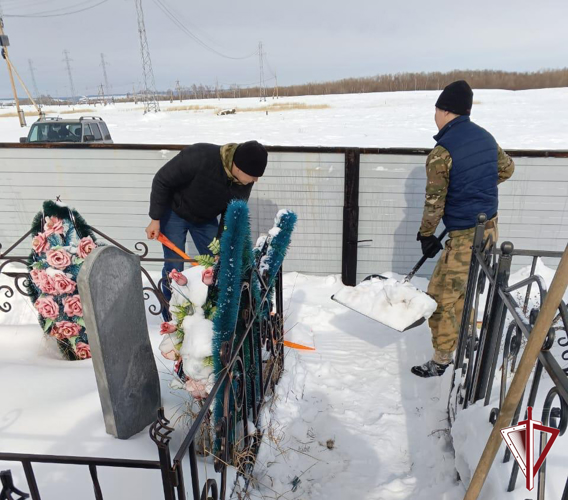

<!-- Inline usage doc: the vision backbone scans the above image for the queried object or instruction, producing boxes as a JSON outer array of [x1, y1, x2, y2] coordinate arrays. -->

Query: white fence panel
[[0, 147, 345, 276]]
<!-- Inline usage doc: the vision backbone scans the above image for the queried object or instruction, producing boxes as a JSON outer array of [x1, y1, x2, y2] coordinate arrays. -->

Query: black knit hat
[[435, 80, 473, 116], [233, 141, 268, 177]]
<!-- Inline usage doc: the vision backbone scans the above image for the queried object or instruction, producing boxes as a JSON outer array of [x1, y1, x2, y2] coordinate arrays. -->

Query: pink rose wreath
[[26, 200, 99, 360]]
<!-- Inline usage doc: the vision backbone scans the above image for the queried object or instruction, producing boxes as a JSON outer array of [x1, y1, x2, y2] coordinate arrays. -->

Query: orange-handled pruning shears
[[157, 233, 199, 266]]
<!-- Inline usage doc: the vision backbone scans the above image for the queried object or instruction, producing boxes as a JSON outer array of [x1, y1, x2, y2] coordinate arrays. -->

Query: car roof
[[33, 116, 106, 124]]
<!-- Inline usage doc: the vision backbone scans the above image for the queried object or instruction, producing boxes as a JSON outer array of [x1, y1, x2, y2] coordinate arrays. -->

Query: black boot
[[411, 360, 450, 378]]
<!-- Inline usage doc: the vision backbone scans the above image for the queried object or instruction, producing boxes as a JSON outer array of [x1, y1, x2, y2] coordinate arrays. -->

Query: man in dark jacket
[[146, 140, 268, 305], [412, 81, 515, 378]]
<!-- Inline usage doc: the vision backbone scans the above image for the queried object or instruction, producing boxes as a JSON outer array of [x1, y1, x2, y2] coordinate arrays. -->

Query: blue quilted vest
[[434, 116, 499, 231]]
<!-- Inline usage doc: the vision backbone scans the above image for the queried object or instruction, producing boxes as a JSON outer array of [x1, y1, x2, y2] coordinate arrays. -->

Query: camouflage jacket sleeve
[[419, 146, 452, 237], [497, 145, 515, 184]]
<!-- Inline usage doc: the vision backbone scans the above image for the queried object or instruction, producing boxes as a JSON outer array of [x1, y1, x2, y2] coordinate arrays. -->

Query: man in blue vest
[[412, 80, 515, 378]]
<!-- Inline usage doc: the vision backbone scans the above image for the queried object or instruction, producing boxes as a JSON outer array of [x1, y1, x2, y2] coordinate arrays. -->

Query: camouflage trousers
[[427, 220, 498, 364]]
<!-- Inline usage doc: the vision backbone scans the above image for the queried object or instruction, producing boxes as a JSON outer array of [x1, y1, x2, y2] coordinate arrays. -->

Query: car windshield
[[28, 122, 82, 142]]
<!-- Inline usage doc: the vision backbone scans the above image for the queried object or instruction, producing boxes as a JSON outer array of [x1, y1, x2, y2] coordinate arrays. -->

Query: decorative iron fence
[[0, 227, 286, 500], [0, 226, 177, 318], [449, 214, 568, 500]]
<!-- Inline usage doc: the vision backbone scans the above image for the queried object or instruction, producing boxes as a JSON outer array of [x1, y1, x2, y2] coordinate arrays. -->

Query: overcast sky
[[0, 0, 566, 98]]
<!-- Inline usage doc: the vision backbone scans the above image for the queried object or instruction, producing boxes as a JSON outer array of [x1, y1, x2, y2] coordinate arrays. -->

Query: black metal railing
[[0, 226, 183, 318], [449, 214, 568, 500], [0, 230, 286, 500]]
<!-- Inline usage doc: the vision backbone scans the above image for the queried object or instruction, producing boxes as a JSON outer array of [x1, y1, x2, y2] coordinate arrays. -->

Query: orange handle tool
[[157, 233, 198, 266], [283, 340, 316, 351]]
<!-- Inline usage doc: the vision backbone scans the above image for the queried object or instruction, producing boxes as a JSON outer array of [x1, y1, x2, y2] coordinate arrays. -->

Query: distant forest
[[177, 68, 568, 100], [18, 68, 568, 105]]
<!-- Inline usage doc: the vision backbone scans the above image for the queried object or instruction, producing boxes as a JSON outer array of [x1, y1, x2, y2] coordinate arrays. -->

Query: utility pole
[[0, 17, 25, 126], [100, 53, 111, 97], [28, 59, 42, 107], [258, 41, 266, 102], [96, 84, 106, 106], [215, 78, 220, 100], [272, 73, 279, 99], [134, 0, 160, 113], [175, 79, 182, 102], [62, 50, 77, 104]]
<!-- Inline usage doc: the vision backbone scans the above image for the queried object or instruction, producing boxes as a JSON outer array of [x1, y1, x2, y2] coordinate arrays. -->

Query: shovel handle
[[157, 233, 199, 265], [404, 228, 448, 283]]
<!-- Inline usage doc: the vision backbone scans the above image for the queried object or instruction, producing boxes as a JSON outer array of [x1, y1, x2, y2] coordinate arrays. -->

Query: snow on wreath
[[26, 200, 100, 361]]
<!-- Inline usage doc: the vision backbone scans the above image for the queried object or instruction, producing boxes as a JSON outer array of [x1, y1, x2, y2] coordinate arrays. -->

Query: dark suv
[[21, 116, 113, 144]]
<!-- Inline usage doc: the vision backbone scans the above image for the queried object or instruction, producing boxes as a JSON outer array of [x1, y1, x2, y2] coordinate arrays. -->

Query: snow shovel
[[360, 229, 448, 284], [331, 229, 448, 332]]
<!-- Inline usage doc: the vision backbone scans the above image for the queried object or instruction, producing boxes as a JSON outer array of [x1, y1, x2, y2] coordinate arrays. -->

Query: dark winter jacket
[[149, 143, 253, 224], [434, 116, 499, 231]]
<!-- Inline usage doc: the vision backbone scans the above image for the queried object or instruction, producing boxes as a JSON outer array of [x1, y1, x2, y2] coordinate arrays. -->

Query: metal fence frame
[[449, 214, 568, 500], [1, 142, 567, 287], [2, 143, 568, 498], [0, 226, 286, 500]]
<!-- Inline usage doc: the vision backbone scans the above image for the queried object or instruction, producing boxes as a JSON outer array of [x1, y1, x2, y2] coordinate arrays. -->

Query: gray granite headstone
[[78, 246, 161, 439]]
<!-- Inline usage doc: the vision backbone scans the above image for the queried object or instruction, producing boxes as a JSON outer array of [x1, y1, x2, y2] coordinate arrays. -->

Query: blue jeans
[[160, 209, 218, 317]]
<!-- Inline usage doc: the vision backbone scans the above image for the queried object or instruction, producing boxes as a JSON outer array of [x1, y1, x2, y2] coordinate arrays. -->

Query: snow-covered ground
[[251, 273, 464, 499], [0, 269, 465, 499], [2, 262, 566, 499], [1, 88, 567, 499], [1, 88, 568, 149]]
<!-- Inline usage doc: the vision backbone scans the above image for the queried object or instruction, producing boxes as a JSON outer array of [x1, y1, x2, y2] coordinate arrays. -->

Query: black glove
[[417, 232, 443, 258]]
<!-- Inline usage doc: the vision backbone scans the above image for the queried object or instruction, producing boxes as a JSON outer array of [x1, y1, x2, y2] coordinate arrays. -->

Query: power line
[[134, 0, 159, 113], [147, 0, 222, 47], [3, 0, 108, 18], [1, 0, 57, 9], [28, 58, 42, 105], [175, 79, 182, 102], [62, 49, 77, 102], [258, 41, 266, 102], [100, 53, 110, 95], [217, 76, 275, 88], [263, 52, 276, 78], [151, 0, 257, 61]]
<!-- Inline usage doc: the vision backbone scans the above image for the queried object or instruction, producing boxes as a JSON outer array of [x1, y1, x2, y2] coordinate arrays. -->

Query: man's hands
[[146, 220, 160, 240], [417, 232, 443, 258]]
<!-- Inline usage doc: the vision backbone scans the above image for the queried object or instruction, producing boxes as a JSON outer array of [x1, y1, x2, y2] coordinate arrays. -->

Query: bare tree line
[[176, 68, 568, 100], [13, 68, 568, 106]]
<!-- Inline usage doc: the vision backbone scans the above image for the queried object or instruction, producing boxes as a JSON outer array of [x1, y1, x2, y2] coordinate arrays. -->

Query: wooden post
[[341, 148, 360, 286], [464, 244, 568, 500], [0, 19, 25, 127]]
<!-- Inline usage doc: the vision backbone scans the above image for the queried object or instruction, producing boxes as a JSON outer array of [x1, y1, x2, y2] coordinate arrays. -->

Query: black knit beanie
[[233, 141, 268, 177], [435, 80, 473, 116]]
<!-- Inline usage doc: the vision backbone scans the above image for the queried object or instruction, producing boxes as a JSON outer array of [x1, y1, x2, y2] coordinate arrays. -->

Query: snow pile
[[507, 257, 568, 306], [248, 272, 465, 499], [333, 277, 438, 331], [451, 384, 568, 498], [158, 265, 215, 398], [179, 309, 214, 382], [452, 259, 568, 498], [169, 265, 209, 309], [477, 257, 568, 320]]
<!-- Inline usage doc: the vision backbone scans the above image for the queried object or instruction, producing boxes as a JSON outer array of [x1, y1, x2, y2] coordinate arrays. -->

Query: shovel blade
[[331, 294, 428, 332], [362, 274, 389, 282]]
